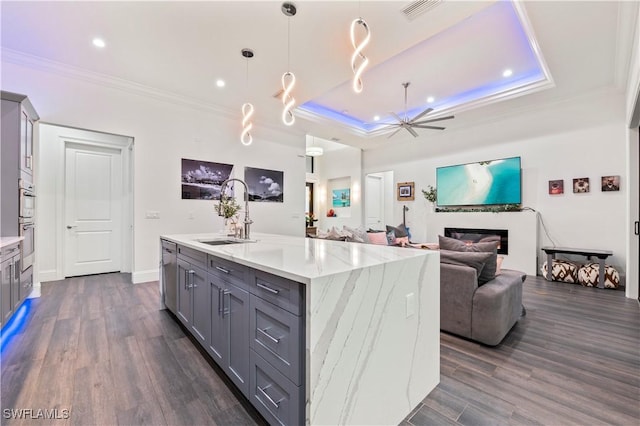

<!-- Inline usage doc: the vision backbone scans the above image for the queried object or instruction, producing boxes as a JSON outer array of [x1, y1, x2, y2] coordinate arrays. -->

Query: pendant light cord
[[287, 16, 291, 71]]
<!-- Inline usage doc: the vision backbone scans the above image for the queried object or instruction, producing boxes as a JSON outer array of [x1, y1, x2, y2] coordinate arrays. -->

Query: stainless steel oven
[[19, 219, 35, 272], [19, 179, 35, 220]]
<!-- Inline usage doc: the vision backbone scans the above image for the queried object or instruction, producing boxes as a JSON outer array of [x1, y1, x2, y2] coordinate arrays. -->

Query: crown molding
[[614, 1, 639, 90], [1, 48, 240, 119]]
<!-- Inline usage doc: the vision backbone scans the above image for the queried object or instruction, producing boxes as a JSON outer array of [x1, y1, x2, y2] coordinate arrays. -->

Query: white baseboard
[[38, 269, 61, 283], [132, 269, 158, 284]]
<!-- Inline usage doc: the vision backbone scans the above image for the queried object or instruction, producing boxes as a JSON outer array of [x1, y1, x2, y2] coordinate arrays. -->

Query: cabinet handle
[[26, 155, 33, 170], [258, 384, 283, 408], [256, 282, 279, 295], [184, 270, 189, 290], [217, 287, 223, 314], [635, 221, 639, 236], [188, 270, 196, 288], [222, 289, 231, 316], [215, 266, 230, 274], [258, 327, 280, 344]]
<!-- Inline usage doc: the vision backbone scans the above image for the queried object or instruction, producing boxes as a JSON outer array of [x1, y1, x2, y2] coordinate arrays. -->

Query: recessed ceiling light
[[502, 69, 513, 77], [427, 96, 435, 103], [216, 79, 226, 88], [373, 115, 380, 121], [92, 38, 106, 48]]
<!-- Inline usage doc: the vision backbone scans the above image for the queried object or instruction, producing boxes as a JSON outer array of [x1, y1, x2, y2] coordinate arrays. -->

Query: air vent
[[401, 0, 442, 21]]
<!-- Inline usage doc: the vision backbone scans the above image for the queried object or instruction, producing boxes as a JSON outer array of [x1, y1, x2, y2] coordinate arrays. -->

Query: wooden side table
[[541, 247, 613, 289]]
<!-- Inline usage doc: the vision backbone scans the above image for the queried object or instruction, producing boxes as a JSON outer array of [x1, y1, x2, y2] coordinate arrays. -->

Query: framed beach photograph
[[601, 175, 620, 192], [332, 188, 351, 207], [244, 167, 284, 202], [548, 179, 564, 195], [397, 181, 415, 201], [181, 158, 234, 200]]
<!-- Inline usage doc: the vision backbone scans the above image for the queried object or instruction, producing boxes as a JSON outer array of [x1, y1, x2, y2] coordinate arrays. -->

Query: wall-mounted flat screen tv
[[436, 156, 522, 206]]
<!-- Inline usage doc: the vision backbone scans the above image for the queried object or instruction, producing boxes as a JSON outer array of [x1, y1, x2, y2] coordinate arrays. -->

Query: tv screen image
[[436, 157, 522, 206]]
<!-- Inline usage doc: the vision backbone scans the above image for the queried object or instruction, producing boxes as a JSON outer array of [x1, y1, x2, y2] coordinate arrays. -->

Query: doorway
[[64, 143, 122, 277], [365, 171, 393, 231], [37, 124, 133, 282]]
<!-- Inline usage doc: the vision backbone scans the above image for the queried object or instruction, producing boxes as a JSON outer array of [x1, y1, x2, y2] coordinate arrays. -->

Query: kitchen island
[[160, 232, 440, 425]]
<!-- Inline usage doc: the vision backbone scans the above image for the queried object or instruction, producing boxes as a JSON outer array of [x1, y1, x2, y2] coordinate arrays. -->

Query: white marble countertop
[[161, 232, 438, 284], [0, 236, 24, 249]]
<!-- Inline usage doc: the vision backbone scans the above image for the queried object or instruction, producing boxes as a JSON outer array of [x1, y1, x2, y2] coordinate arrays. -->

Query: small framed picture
[[548, 179, 564, 195], [573, 177, 590, 193], [601, 175, 620, 192], [397, 182, 415, 201]]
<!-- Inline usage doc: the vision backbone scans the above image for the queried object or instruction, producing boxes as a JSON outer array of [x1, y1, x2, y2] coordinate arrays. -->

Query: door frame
[[50, 124, 134, 280]]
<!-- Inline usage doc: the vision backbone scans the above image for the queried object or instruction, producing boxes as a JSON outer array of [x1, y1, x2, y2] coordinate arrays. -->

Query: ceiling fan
[[380, 82, 455, 138]]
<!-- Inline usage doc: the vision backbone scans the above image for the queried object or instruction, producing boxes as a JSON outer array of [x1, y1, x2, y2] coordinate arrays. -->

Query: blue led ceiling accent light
[[299, 0, 552, 136]]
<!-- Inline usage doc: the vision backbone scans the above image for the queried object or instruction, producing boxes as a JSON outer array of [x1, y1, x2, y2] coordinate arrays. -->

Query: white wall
[[364, 90, 629, 282], [2, 60, 306, 283], [624, 4, 640, 299], [313, 145, 363, 231]]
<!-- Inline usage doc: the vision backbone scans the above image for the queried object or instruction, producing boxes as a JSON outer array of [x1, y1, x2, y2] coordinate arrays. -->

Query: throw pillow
[[367, 231, 388, 245], [439, 250, 493, 284], [386, 224, 408, 238], [438, 235, 498, 283], [343, 225, 369, 243], [496, 256, 504, 275], [386, 230, 396, 245], [395, 236, 409, 247]]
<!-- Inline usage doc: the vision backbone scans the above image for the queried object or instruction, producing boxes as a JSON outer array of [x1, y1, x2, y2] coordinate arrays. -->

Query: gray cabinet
[[166, 243, 305, 426], [161, 240, 177, 314], [176, 245, 208, 329], [1, 243, 21, 327], [248, 269, 304, 426], [1, 91, 39, 238], [208, 255, 251, 396]]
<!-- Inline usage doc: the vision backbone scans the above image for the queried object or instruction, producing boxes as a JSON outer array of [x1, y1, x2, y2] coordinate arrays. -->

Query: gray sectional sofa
[[440, 262, 526, 346]]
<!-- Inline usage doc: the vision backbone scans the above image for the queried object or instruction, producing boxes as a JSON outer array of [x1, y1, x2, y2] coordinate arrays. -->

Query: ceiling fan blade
[[387, 127, 403, 139], [410, 107, 434, 123], [406, 127, 419, 137], [388, 112, 404, 123], [412, 115, 455, 125], [413, 124, 446, 130]]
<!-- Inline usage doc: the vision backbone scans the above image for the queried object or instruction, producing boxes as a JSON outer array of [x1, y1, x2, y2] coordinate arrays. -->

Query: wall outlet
[[406, 293, 415, 318], [145, 211, 160, 219]]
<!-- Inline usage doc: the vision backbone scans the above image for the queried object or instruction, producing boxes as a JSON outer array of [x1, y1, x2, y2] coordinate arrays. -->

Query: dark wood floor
[[1, 273, 638, 425]]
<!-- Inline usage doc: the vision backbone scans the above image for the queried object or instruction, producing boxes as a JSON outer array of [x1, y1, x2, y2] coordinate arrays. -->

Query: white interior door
[[65, 144, 122, 277], [365, 174, 384, 230]]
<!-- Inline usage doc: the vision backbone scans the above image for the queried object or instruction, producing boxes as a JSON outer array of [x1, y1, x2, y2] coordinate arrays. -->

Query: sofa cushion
[[439, 250, 494, 284], [439, 235, 498, 283], [367, 231, 388, 245]]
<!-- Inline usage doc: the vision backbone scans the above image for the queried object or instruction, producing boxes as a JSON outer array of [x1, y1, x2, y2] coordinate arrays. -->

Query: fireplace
[[444, 227, 509, 255]]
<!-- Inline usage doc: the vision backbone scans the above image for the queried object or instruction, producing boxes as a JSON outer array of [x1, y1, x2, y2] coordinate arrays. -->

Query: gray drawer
[[0, 244, 20, 262], [250, 295, 303, 386], [249, 350, 303, 426], [208, 255, 249, 291], [177, 245, 207, 269], [161, 239, 176, 251], [251, 270, 303, 316]]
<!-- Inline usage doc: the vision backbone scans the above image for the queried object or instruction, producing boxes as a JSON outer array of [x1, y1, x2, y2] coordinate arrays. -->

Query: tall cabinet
[[1, 91, 38, 323]]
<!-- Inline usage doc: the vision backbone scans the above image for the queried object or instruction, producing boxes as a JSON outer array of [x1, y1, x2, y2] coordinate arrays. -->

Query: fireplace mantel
[[426, 211, 538, 275]]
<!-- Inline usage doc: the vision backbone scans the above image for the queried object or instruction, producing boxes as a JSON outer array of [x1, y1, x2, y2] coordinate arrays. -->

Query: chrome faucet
[[218, 178, 253, 240]]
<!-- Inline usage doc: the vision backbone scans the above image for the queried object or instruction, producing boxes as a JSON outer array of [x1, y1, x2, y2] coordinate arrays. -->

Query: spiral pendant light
[[240, 49, 255, 146], [281, 2, 297, 126], [350, 17, 370, 93]]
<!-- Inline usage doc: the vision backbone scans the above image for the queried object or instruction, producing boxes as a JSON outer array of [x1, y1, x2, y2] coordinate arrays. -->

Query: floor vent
[[402, 0, 442, 21]]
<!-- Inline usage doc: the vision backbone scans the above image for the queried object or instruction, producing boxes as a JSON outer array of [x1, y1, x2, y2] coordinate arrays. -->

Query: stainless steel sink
[[199, 239, 243, 246], [198, 238, 257, 246]]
